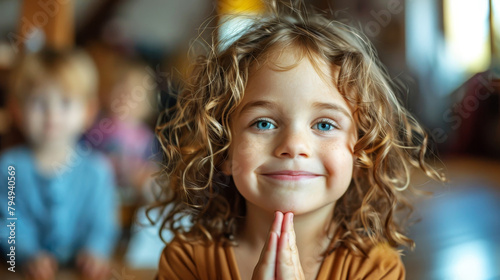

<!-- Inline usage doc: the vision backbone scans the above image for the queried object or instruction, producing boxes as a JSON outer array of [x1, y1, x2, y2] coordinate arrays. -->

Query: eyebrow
[[237, 100, 352, 121], [311, 102, 353, 121], [237, 100, 278, 116]]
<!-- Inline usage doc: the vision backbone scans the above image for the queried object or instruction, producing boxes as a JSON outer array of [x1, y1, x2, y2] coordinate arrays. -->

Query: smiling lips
[[261, 170, 322, 181]]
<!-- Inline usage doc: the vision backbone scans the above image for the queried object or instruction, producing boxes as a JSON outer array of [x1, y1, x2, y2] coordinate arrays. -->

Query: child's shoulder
[[159, 235, 221, 267], [157, 236, 235, 280], [328, 241, 405, 279], [0, 145, 32, 167], [157, 236, 202, 280], [1, 145, 30, 159], [358, 242, 405, 273], [161, 235, 197, 260]]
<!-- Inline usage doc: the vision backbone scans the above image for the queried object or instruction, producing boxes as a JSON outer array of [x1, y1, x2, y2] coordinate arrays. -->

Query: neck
[[32, 141, 76, 176]]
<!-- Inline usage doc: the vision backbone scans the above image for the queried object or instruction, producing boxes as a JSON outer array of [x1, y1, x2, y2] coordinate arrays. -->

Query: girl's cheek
[[235, 141, 265, 165], [234, 131, 269, 154], [321, 140, 354, 170], [230, 135, 267, 172]]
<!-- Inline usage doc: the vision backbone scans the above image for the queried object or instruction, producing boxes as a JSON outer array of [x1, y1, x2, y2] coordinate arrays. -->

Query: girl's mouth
[[261, 170, 322, 181]]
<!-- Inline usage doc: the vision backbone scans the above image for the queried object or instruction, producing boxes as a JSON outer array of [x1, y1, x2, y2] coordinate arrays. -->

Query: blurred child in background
[[0, 48, 118, 280], [86, 57, 158, 203]]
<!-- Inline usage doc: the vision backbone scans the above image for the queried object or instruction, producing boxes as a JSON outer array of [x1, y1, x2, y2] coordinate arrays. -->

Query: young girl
[[153, 1, 445, 279]]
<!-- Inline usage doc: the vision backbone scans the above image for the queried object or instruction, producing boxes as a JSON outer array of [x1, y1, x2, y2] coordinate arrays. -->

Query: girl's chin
[[250, 196, 337, 217], [261, 201, 323, 216]]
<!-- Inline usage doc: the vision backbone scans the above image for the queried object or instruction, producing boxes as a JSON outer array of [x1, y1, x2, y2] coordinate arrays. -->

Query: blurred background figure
[[0, 48, 118, 280], [0, 0, 499, 279], [84, 56, 158, 214], [84, 54, 161, 266]]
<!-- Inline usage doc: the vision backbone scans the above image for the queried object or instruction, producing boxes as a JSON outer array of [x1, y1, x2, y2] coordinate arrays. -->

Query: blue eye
[[254, 119, 276, 130], [313, 120, 337, 131]]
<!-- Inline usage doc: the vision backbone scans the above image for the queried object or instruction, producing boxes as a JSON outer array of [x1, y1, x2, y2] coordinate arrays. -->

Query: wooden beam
[[19, 0, 74, 50]]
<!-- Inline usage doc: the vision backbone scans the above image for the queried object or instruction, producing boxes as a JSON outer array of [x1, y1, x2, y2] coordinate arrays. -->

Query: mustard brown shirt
[[157, 236, 405, 280]]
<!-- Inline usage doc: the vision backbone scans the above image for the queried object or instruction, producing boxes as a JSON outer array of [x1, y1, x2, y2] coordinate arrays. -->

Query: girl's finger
[[271, 211, 284, 238], [257, 211, 283, 262], [252, 211, 284, 280], [277, 213, 305, 280], [280, 212, 292, 233], [252, 231, 278, 280]]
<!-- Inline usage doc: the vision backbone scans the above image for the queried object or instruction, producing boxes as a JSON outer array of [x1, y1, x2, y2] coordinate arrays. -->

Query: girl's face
[[226, 49, 357, 215]]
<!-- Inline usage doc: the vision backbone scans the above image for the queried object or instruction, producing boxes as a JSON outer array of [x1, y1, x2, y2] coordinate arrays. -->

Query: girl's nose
[[274, 128, 311, 159]]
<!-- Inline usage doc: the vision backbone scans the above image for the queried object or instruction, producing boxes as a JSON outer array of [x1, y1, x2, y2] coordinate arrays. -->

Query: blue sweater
[[0, 145, 119, 265]]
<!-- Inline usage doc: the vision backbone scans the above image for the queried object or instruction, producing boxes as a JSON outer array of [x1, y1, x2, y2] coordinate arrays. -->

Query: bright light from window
[[494, 0, 500, 60], [437, 240, 495, 280], [444, 0, 491, 73]]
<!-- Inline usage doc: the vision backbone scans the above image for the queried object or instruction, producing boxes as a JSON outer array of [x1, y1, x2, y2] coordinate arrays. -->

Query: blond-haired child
[[0, 48, 118, 280]]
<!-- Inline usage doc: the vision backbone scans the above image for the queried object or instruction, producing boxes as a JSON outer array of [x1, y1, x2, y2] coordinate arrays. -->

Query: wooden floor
[[402, 157, 500, 280]]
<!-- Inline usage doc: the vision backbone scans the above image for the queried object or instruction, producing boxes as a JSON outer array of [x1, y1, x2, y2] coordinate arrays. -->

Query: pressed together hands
[[252, 211, 306, 280]]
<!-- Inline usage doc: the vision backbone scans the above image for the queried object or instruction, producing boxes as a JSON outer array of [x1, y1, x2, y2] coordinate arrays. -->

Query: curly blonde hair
[[150, 0, 445, 255]]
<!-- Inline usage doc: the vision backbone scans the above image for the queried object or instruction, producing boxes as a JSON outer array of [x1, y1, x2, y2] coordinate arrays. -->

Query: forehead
[[25, 80, 84, 102], [236, 47, 351, 115], [231, 47, 352, 124], [248, 44, 343, 94], [254, 43, 332, 74]]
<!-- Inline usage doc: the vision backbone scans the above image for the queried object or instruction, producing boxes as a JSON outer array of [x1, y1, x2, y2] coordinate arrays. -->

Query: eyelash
[[314, 118, 340, 131], [251, 118, 340, 132], [251, 118, 276, 131]]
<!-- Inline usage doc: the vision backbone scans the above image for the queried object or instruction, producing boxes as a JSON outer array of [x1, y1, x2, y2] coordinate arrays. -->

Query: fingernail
[[289, 213, 293, 224]]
